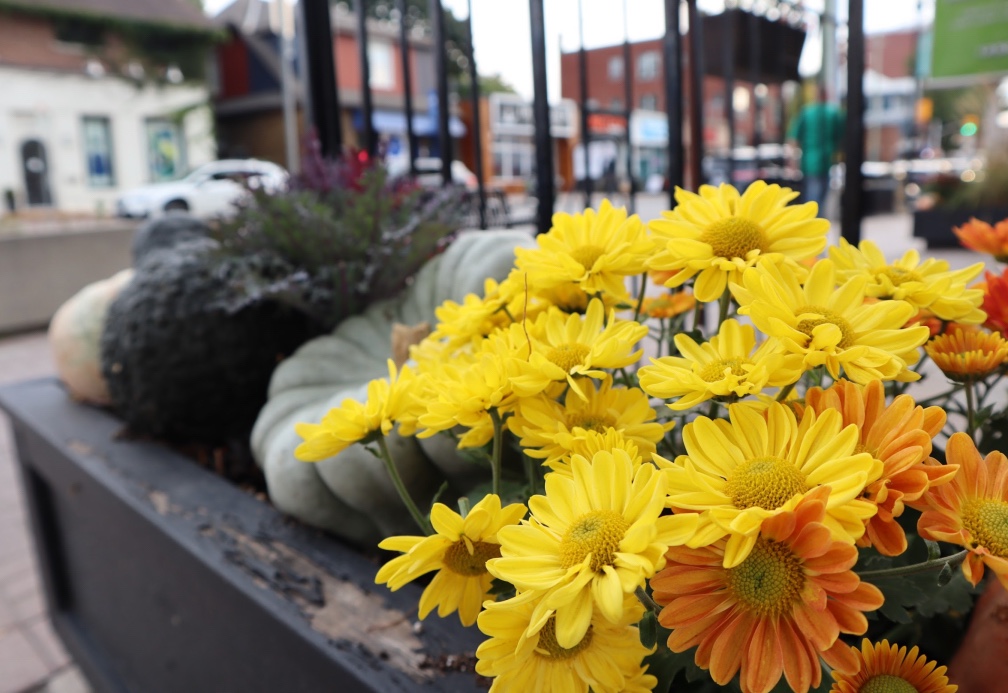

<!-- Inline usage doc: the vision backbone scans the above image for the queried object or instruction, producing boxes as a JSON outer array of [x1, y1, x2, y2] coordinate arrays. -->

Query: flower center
[[559, 509, 629, 571], [962, 498, 1008, 558], [698, 358, 751, 383], [726, 538, 805, 617], [794, 305, 856, 349], [859, 674, 919, 693], [700, 217, 767, 260], [442, 539, 502, 576], [570, 244, 606, 271], [725, 456, 808, 510], [534, 616, 594, 660], [546, 343, 590, 373], [878, 267, 922, 287], [569, 413, 617, 433]]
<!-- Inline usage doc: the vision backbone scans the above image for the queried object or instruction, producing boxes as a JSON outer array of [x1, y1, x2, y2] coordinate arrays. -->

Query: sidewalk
[[0, 332, 90, 693]]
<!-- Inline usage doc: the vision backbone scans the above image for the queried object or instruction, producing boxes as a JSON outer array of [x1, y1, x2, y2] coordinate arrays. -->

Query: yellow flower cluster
[[291, 182, 997, 693]]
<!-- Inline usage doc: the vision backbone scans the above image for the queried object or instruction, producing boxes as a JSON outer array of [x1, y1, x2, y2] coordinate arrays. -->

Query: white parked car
[[116, 159, 288, 220], [386, 156, 479, 190]]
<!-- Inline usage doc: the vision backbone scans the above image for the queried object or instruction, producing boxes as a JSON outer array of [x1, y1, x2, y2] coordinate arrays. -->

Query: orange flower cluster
[[954, 217, 1008, 262]]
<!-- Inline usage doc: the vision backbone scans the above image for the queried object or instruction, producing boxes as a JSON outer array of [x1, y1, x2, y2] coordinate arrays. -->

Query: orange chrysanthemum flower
[[639, 290, 696, 319], [980, 268, 1008, 335], [651, 487, 884, 693], [798, 380, 955, 556], [830, 639, 957, 693], [954, 216, 1008, 262], [925, 324, 1008, 382], [918, 432, 1008, 589]]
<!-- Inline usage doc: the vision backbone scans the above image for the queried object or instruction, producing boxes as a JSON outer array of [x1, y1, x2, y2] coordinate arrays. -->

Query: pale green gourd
[[49, 269, 134, 405], [250, 230, 536, 546]]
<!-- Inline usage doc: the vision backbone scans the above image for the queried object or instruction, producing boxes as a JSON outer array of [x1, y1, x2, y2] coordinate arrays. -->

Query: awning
[[352, 110, 467, 138]]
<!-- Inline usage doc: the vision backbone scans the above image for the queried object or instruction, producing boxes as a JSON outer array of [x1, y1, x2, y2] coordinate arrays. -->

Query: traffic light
[[960, 114, 979, 137]]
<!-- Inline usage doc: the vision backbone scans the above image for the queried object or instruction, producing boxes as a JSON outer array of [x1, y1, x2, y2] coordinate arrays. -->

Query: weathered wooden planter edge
[[0, 377, 483, 693]]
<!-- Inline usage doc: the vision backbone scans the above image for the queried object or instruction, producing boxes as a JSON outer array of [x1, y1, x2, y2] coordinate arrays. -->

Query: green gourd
[[250, 230, 535, 546]]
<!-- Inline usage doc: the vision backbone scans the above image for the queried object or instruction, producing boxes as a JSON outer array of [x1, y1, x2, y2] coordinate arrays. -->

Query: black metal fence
[[298, 0, 865, 241]]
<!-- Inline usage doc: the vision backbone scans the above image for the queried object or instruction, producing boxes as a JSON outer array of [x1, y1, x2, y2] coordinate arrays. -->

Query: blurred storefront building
[[0, 0, 216, 216]]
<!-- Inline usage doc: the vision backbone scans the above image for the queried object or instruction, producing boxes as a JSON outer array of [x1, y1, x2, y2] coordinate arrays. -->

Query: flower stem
[[376, 434, 432, 534], [632, 272, 649, 323], [858, 549, 969, 581], [718, 291, 731, 326], [490, 408, 504, 497], [635, 585, 662, 614], [776, 381, 797, 402], [965, 378, 978, 442], [692, 299, 704, 333]]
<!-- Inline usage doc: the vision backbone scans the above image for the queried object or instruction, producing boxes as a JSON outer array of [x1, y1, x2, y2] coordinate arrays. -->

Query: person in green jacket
[[787, 84, 844, 216]]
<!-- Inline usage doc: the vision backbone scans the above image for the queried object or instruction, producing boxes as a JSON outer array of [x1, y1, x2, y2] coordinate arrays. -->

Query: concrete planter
[[0, 378, 482, 693], [0, 222, 135, 334]]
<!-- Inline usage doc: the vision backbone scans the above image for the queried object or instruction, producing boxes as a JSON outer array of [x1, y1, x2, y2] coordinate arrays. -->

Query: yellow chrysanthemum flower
[[638, 318, 804, 410], [830, 639, 958, 693], [560, 428, 644, 474], [830, 238, 986, 323], [429, 276, 521, 348], [647, 181, 828, 302], [415, 349, 524, 448], [925, 324, 1008, 382], [658, 402, 882, 567], [514, 199, 652, 301], [507, 380, 671, 467], [294, 359, 422, 461], [488, 449, 698, 648], [734, 259, 930, 383], [375, 494, 526, 626], [510, 299, 649, 400], [475, 591, 655, 693]]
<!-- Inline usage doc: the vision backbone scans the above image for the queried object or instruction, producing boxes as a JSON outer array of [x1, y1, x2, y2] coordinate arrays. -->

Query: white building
[[0, 0, 217, 217]]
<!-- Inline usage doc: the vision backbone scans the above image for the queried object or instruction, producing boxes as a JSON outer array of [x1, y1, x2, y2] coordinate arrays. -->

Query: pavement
[[0, 205, 988, 693], [0, 333, 90, 693]]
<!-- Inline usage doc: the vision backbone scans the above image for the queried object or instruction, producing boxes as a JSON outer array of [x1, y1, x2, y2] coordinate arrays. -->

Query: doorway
[[21, 139, 53, 206]]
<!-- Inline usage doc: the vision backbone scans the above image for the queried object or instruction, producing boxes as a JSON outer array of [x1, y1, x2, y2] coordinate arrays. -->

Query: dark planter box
[[0, 378, 483, 693], [913, 207, 1008, 249]]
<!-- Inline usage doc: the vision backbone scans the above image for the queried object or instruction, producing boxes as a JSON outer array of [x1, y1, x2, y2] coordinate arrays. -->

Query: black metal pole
[[397, 0, 418, 175], [466, 0, 487, 228], [686, 0, 704, 189], [577, 0, 592, 208], [723, 8, 736, 186], [430, 0, 452, 186], [354, 0, 375, 157], [749, 10, 762, 175], [622, 0, 635, 213], [300, 0, 342, 157], [841, 0, 865, 243], [663, 0, 685, 205], [530, 0, 554, 235]]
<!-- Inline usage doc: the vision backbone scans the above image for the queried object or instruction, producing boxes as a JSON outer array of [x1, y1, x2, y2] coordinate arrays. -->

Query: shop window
[[145, 118, 185, 182], [82, 116, 115, 187], [637, 52, 659, 81], [608, 56, 623, 80]]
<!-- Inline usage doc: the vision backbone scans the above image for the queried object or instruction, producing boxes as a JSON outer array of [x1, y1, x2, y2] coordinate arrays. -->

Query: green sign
[[932, 0, 1008, 80]]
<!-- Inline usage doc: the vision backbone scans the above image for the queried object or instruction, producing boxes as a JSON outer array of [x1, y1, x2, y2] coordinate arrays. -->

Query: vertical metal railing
[[842, 0, 865, 243], [396, 0, 417, 176], [465, 0, 487, 229], [622, 0, 635, 214], [430, 0, 452, 186], [300, 0, 341, 157], [663, 0, 685, 205], [293, 0, 865, 237], [354, 0, 375, 157]]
